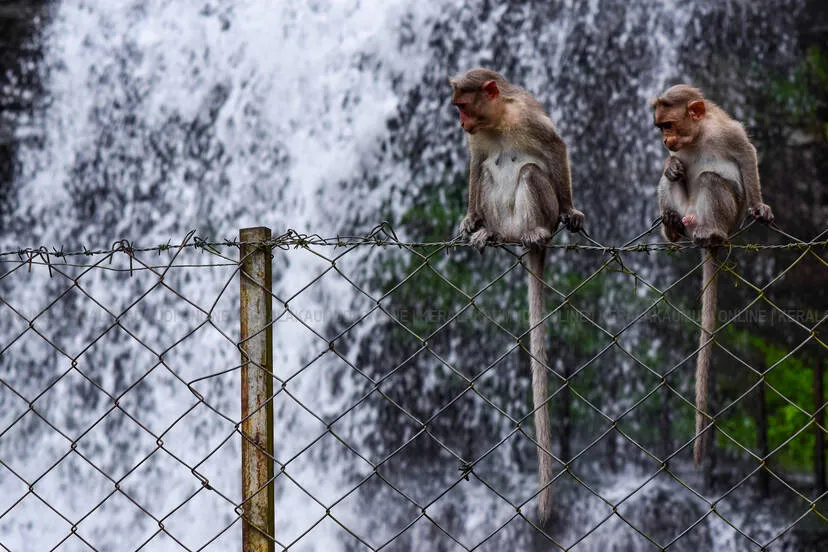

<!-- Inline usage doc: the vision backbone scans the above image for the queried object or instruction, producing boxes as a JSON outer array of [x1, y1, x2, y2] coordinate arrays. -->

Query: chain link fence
[[0, 222, 826, 551]]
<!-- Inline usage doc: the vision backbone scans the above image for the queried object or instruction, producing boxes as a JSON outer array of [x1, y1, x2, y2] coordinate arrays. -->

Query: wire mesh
[[0, 222, 826, 551]]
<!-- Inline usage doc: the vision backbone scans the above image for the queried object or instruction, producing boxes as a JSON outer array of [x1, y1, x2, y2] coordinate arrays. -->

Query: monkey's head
[[651, 85, 707, 152], [449, 69, 508, 135]]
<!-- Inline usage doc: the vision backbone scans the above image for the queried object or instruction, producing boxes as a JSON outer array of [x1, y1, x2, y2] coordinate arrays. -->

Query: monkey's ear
[[482, 80, 499, 100], [688, 100, 706, 120]]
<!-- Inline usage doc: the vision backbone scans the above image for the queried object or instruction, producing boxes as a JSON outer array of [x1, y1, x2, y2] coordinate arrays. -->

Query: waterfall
[[1, 1, 812, 550]]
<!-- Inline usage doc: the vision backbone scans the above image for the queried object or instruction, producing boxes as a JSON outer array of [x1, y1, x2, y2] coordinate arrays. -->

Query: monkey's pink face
[[458, 106, 476, 133], [452, 89, 489, 134], [654, 105, 701, 151]]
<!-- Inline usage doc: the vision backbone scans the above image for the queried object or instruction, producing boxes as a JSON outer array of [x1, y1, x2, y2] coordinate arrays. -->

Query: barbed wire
[[1, 221, 826, 272]]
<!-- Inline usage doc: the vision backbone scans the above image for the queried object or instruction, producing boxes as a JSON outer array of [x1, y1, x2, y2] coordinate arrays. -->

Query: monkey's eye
[[659, 122, 673, 131]]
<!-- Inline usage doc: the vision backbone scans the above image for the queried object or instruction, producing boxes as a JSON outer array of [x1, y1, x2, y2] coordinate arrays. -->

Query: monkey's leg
[[691, 172, 740, 248], [658, 174, 689, 242], [517, 164, 559, 248]]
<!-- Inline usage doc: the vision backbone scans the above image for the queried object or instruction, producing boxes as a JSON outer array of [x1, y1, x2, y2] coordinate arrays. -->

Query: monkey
[[652, 85, 773, 467], [449, 68, 584, 527]]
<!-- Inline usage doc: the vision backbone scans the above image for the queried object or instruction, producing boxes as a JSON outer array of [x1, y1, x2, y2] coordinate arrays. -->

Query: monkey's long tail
[[527, 248, 555, 527], [694, 248, 718, 467]]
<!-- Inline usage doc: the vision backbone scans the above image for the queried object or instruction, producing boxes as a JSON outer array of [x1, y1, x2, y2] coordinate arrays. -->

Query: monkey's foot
[[692, 229, 727, 248], [460, 213, 483, 236], [662, 225, 683, 243], [661, 209, 685, 242], [561, 209, 585, 233], [469, 228, 494, 250], [521, 227, 552, 249], [748, 203, 774, 224]]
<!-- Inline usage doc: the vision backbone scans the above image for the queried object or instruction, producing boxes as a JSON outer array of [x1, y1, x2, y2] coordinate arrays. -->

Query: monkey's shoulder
[[521, 113, 562, 143], [703, 116, 752, 149]]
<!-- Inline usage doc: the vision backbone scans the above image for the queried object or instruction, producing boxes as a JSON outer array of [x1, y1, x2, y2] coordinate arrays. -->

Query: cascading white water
[[13, 0, 447, 243]]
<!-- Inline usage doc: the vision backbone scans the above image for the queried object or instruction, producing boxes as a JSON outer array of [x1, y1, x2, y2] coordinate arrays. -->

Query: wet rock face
[[0, 0, 51, 218]]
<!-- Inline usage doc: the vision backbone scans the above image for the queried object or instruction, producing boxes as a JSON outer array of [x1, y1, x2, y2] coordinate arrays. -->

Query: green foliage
[[399, 173, 467, 243], [753, 337, 821, 470], [718, 328, 824, 470], [767, 45, 828, 136]]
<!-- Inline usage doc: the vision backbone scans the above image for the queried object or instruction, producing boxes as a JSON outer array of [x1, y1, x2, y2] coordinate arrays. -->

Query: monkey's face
[[654, 104, 702, 151], [451, 87, 498, 135], [452, 90, 483, 134]]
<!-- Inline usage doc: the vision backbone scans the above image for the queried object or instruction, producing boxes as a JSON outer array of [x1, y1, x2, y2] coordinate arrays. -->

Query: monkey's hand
[[560, 208, 584, 233], [460, 212, 483, 236], [748, 203, 774, 224], [664, 156, 686, 182]]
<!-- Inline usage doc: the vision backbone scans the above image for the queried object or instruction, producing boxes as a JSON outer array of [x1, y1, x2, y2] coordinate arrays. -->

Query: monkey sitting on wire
[[652, 84, 774, 467], [449, 68, 585, 528]]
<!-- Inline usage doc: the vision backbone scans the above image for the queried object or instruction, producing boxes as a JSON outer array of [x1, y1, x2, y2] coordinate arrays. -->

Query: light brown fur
[[450, 68, 584, 527], [652, 85, 773, 466]]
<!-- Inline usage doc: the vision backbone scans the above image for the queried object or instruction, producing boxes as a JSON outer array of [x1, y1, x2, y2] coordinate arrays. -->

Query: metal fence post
[[239, 227, 275, 552]]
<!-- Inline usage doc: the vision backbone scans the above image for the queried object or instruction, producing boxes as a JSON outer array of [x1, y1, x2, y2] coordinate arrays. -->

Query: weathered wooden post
[[239, 227, 275, 552], [816, 359, 826, 495]]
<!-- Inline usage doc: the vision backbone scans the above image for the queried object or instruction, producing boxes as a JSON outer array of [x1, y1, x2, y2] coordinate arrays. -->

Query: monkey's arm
[[658, 173, 690, 211], [526, 116, 584, 231], [728, 131, 773, 224], [460, 150, 486, 235], [659, 157, 690, 208], [658, 157, 689, 242], [544, 137, 583, 232], [550, 140, 574, 209]]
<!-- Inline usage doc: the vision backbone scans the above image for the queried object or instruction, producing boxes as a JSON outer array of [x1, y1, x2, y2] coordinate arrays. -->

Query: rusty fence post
[[239, 227, 275, 552]]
